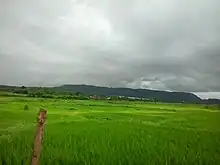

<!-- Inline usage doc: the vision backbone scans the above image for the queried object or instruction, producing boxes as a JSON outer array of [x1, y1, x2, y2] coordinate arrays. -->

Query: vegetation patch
[[0, 96, 220, 165]]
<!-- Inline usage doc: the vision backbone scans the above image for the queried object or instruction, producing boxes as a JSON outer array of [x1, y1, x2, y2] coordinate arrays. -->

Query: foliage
[[24, 104, 29, 111], [13, 88, 28, 94]]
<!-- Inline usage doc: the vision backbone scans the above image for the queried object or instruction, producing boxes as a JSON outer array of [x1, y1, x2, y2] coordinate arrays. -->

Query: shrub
[[24, 104, 29, 111], [69, 108, 76, 111]]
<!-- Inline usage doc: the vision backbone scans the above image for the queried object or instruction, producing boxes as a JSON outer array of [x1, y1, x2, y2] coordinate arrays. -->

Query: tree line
[[0, 85, 160, 102]]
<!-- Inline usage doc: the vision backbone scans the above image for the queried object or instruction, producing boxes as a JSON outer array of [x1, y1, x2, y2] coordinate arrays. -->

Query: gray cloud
[[0, 0, 220, 98]]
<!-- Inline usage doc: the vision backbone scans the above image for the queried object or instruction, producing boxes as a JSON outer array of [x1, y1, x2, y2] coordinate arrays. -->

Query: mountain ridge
[[53, 84, 201, 103], [1, 84, 220, 104]]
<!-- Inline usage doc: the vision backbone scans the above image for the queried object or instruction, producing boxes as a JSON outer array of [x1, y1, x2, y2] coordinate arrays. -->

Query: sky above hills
[[0, 0, 220, 99]]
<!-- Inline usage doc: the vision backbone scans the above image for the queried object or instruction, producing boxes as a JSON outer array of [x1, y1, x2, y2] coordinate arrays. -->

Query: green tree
[[76, 92, 83, 96], [21, 86, 26, 89]]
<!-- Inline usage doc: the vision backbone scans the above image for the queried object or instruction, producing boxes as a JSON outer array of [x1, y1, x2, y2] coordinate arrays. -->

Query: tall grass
[[0, 97, 220, 165]]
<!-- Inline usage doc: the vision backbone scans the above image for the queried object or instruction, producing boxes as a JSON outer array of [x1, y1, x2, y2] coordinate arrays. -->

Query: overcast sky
[[0, 0, 220, 99]]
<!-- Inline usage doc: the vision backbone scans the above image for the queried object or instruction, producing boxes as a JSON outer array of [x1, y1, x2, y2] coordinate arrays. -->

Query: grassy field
[[0, 96, 220, 165]]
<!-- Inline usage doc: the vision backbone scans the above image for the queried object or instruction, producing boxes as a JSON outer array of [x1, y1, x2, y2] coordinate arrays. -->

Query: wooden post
[[31, 109, 47, 165]]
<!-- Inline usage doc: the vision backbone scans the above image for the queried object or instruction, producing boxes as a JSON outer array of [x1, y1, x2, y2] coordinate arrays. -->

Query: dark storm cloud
[[0, 0, 220, 98]]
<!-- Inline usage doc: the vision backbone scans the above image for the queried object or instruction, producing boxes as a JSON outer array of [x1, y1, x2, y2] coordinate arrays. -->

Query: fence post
[[31, 109, 47, 165]]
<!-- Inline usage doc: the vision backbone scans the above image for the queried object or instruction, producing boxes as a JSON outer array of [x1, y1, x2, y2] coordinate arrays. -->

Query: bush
[[204, 105, 209, 109], [69, 108, 76, 111], [24, 104, 29, 111]]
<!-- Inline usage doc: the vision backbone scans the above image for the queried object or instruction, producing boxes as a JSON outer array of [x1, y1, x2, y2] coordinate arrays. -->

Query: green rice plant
[[0, 96, 220, 165]]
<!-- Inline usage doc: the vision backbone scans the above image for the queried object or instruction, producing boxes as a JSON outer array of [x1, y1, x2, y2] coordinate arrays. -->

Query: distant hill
[[1, 84, 219, 104], [201, 99, 220, 105], [52, 85, 202, 103]]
